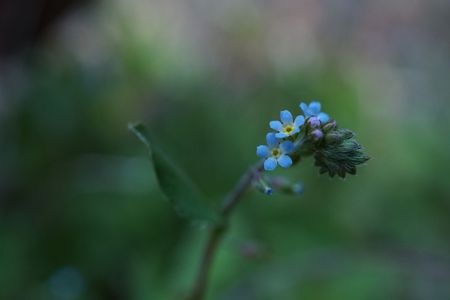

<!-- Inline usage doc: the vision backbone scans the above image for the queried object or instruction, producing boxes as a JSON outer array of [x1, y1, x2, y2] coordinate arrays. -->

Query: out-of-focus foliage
[[0, 0, 449, 299]]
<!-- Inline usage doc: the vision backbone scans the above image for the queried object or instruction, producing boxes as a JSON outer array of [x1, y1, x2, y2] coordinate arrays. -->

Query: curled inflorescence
[[256, 101, 369, 193]]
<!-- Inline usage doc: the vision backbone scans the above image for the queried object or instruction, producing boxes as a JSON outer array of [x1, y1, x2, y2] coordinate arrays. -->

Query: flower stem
[[186, 162, 263, 300]]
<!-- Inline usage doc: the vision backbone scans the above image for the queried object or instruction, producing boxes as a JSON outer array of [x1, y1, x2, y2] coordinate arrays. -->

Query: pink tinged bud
[[308, 117, 321, 128], [322, 121, 337, 133], [311, 129, 324, 140]]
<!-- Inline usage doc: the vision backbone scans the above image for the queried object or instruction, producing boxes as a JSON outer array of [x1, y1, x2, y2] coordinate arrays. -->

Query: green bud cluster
[[313, 128, 370, 178]]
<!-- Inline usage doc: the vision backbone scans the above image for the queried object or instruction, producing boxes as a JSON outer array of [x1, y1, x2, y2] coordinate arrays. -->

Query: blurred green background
[[1, 0, 449, 299]]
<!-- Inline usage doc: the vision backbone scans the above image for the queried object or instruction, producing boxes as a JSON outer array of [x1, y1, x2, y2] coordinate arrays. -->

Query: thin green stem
[[186, 162, 263, 300]]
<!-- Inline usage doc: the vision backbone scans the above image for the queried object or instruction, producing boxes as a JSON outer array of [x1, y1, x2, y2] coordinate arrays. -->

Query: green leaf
[[129, 123, 220, 224]]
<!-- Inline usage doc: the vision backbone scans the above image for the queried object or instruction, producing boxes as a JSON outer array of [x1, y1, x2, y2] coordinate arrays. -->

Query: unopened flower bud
[[254, 176, 273, 196], [325, 132, 341, 143], [265, 176, 303, 196], [311, 129, 324, 141], [308, 117, 321, 128], [325, 128, 354, 144], [322, 120, 337, 133], [314, 129, 370, 178]]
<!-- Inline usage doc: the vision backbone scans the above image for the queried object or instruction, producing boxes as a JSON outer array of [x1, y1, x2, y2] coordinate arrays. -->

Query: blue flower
[[269, 110, 305, 138], [300, 101, 330, 123], [256, 133, 295, 171]]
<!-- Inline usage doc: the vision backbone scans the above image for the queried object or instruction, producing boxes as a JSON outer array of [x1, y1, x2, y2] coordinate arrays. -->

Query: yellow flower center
[[283, 125, 294, 134], [271, 148, 281, 157]]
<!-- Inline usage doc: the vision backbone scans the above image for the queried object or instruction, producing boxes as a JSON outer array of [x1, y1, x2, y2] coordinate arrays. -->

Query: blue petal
[[318, 112, 329, 123], [291, 127, 300, 135], [266, 132, 278, 147], [264, 157, 277, 171], [280, 110, 293, 124], [275, 132, 288, 139], [256, 145, 269, 158], [309, 101, 321, 115], [280, 141, 294, 153], [299, 102, 308, 114], [278, 155, 293, 168], [269, 120, 283, 131], [294, 115, 305, 127]]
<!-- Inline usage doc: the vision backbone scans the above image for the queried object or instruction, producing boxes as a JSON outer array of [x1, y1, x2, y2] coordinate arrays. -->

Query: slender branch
[[221, 162, 263, 217], [186, 161, 263, 300], [185, 226, 224, 300]]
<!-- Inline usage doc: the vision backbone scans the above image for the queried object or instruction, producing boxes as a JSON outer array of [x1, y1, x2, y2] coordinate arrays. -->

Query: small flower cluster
[[255, 100, 369, 193], [257, 101, 330, 171]]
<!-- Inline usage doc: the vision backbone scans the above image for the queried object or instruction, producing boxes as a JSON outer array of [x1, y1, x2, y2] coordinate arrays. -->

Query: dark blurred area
[[0, 0, 449, 299], [0, 0, 91, 56]]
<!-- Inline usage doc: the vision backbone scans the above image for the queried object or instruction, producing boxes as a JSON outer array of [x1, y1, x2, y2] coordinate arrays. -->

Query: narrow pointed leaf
[[129, 123, 220, 224]]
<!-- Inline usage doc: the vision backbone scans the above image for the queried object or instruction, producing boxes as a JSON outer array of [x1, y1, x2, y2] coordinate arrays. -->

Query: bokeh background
[[1, 0, 450, 299]]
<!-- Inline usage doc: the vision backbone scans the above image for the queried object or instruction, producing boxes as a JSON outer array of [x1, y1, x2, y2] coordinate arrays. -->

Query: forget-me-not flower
[[300, 101, 330, 123], [269, 110, 305, 139], [256, 133, 295, 171]]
